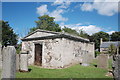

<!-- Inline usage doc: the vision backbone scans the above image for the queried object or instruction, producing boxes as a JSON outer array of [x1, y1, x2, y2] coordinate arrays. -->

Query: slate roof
[[100, 41, 120, 48], [22, 29, 90, 42]]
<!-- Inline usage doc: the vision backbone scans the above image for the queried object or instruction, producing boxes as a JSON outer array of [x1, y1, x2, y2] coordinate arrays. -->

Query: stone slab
[[16, 54, 20, 71], [20, 51, 28, 71], [2, 46, 16, 78], [97, 54, 109, 69]]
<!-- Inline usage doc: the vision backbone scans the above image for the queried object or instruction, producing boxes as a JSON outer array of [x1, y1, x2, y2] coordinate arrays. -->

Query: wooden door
[[35, 44, 42, 66]]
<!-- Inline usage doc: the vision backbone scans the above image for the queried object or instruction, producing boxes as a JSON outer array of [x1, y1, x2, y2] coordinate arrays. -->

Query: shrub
[[95, 51, 101, 57]]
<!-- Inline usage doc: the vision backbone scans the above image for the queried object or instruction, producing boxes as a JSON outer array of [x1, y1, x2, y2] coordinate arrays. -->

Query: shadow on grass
[[28, 68, 32, 72], [19, 68, 32, 73]]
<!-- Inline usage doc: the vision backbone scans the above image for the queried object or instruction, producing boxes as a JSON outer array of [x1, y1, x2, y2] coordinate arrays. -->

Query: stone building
[[21, 29, 95, 68], [100, 38, 120, 53]]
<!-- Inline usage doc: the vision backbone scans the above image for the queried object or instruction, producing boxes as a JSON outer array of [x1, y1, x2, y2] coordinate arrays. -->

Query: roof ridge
[[100, 41, 120, 48], [23, 29, 89, 41], [23, 29, 60, 39]]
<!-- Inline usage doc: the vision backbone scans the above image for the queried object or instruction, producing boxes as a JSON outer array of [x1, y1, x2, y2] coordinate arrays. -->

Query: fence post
[[2, 46, 16, 79]]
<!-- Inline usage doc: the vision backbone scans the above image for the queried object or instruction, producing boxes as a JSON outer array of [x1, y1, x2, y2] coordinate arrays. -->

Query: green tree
[[62, 26, 79, 36], [29, 15, 61, 33], [79, 29, 89, 38], [16, 43, 22, 54], [1, 20, 18, 46], [62, 27, 90, 39], [90, 31, 109, 49], [0, 21, 2, 44], [108, 44, 117, 55], [95, 51, 101, 57], [110, 32, 120, 41]]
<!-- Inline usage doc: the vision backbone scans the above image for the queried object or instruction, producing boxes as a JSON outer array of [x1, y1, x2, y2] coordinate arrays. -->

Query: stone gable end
[[25, 31, 56, 39]]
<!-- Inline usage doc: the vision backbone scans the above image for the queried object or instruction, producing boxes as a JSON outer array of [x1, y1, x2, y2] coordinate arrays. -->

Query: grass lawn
[[108, 58, 113, 70], [0, 69, 1, 80], [16, 64, 113, 78]]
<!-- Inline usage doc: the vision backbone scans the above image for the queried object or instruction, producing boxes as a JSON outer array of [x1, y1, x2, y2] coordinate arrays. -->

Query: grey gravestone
[[118, 55, 120, 80], [97, 54, 109, 69], [16, 54, 20, 71], [113, 54, 120, 80], [20, 51, 28, 72], [0, 45, 2, 79], [2, 46, 16, 78], [82, 54, 93, 66], [0, 44, 2, 69]]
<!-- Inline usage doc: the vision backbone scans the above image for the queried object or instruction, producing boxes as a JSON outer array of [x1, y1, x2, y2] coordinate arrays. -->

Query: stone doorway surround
[[34, 42, 44, 66]]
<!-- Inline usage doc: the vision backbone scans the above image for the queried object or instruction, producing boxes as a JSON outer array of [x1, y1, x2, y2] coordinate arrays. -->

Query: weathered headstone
[[97, 54, 109, 69], [20, 51, 28, 72], [0, 45, 2, 79], [2, 46, 16, 79], [113, 54, 120, 80], [118, 55, 120, 80], [82, 54, 93, 66], [0, 44, 2, 69], [16, 54, 20, 71]]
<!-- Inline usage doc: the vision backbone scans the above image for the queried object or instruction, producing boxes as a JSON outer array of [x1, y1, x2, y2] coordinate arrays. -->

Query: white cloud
[[81, 0, 119, 16], [61, 23, 82, 28], [52, 0, 64, 5], [71, 25, 102, 35], [61, 23, 117, 35], [60, 22, 65, 28], [36, 5, 48, 16], [50, 1, 70, 21], [57, 1, 70, 9], [52, 0, 70, 6], [37, 1, 70, 22], [52, 0, 71, 10], [36, 4, 68, 22], [107, 31, 115, 34], [62, 24, 102, 35], [49, 9, 68, 22], [81, 3, 93, 11], [94, 0, 119, 2]]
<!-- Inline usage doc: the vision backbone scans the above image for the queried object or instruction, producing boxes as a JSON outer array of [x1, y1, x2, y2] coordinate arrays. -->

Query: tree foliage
[[62, 26, 79, 36], [108, 44, 117, 55], [90, 31, 109, 49], [1, 20, 18, 46], [29, 15, 90, 39], [79, 30, 89, 38], [95, 51, 101, 57], [62, 27, 89, 38], [29, 15, 61, 33], [110, 32, 120, 41], [0, 21, 2, 44]]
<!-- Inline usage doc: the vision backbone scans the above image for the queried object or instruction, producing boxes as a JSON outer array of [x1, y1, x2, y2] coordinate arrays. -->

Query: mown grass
[[0, 69, 1, 80], [90, 58, 113, 69], [16, 64, 113, 78], [108, 58, 113, 70]]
